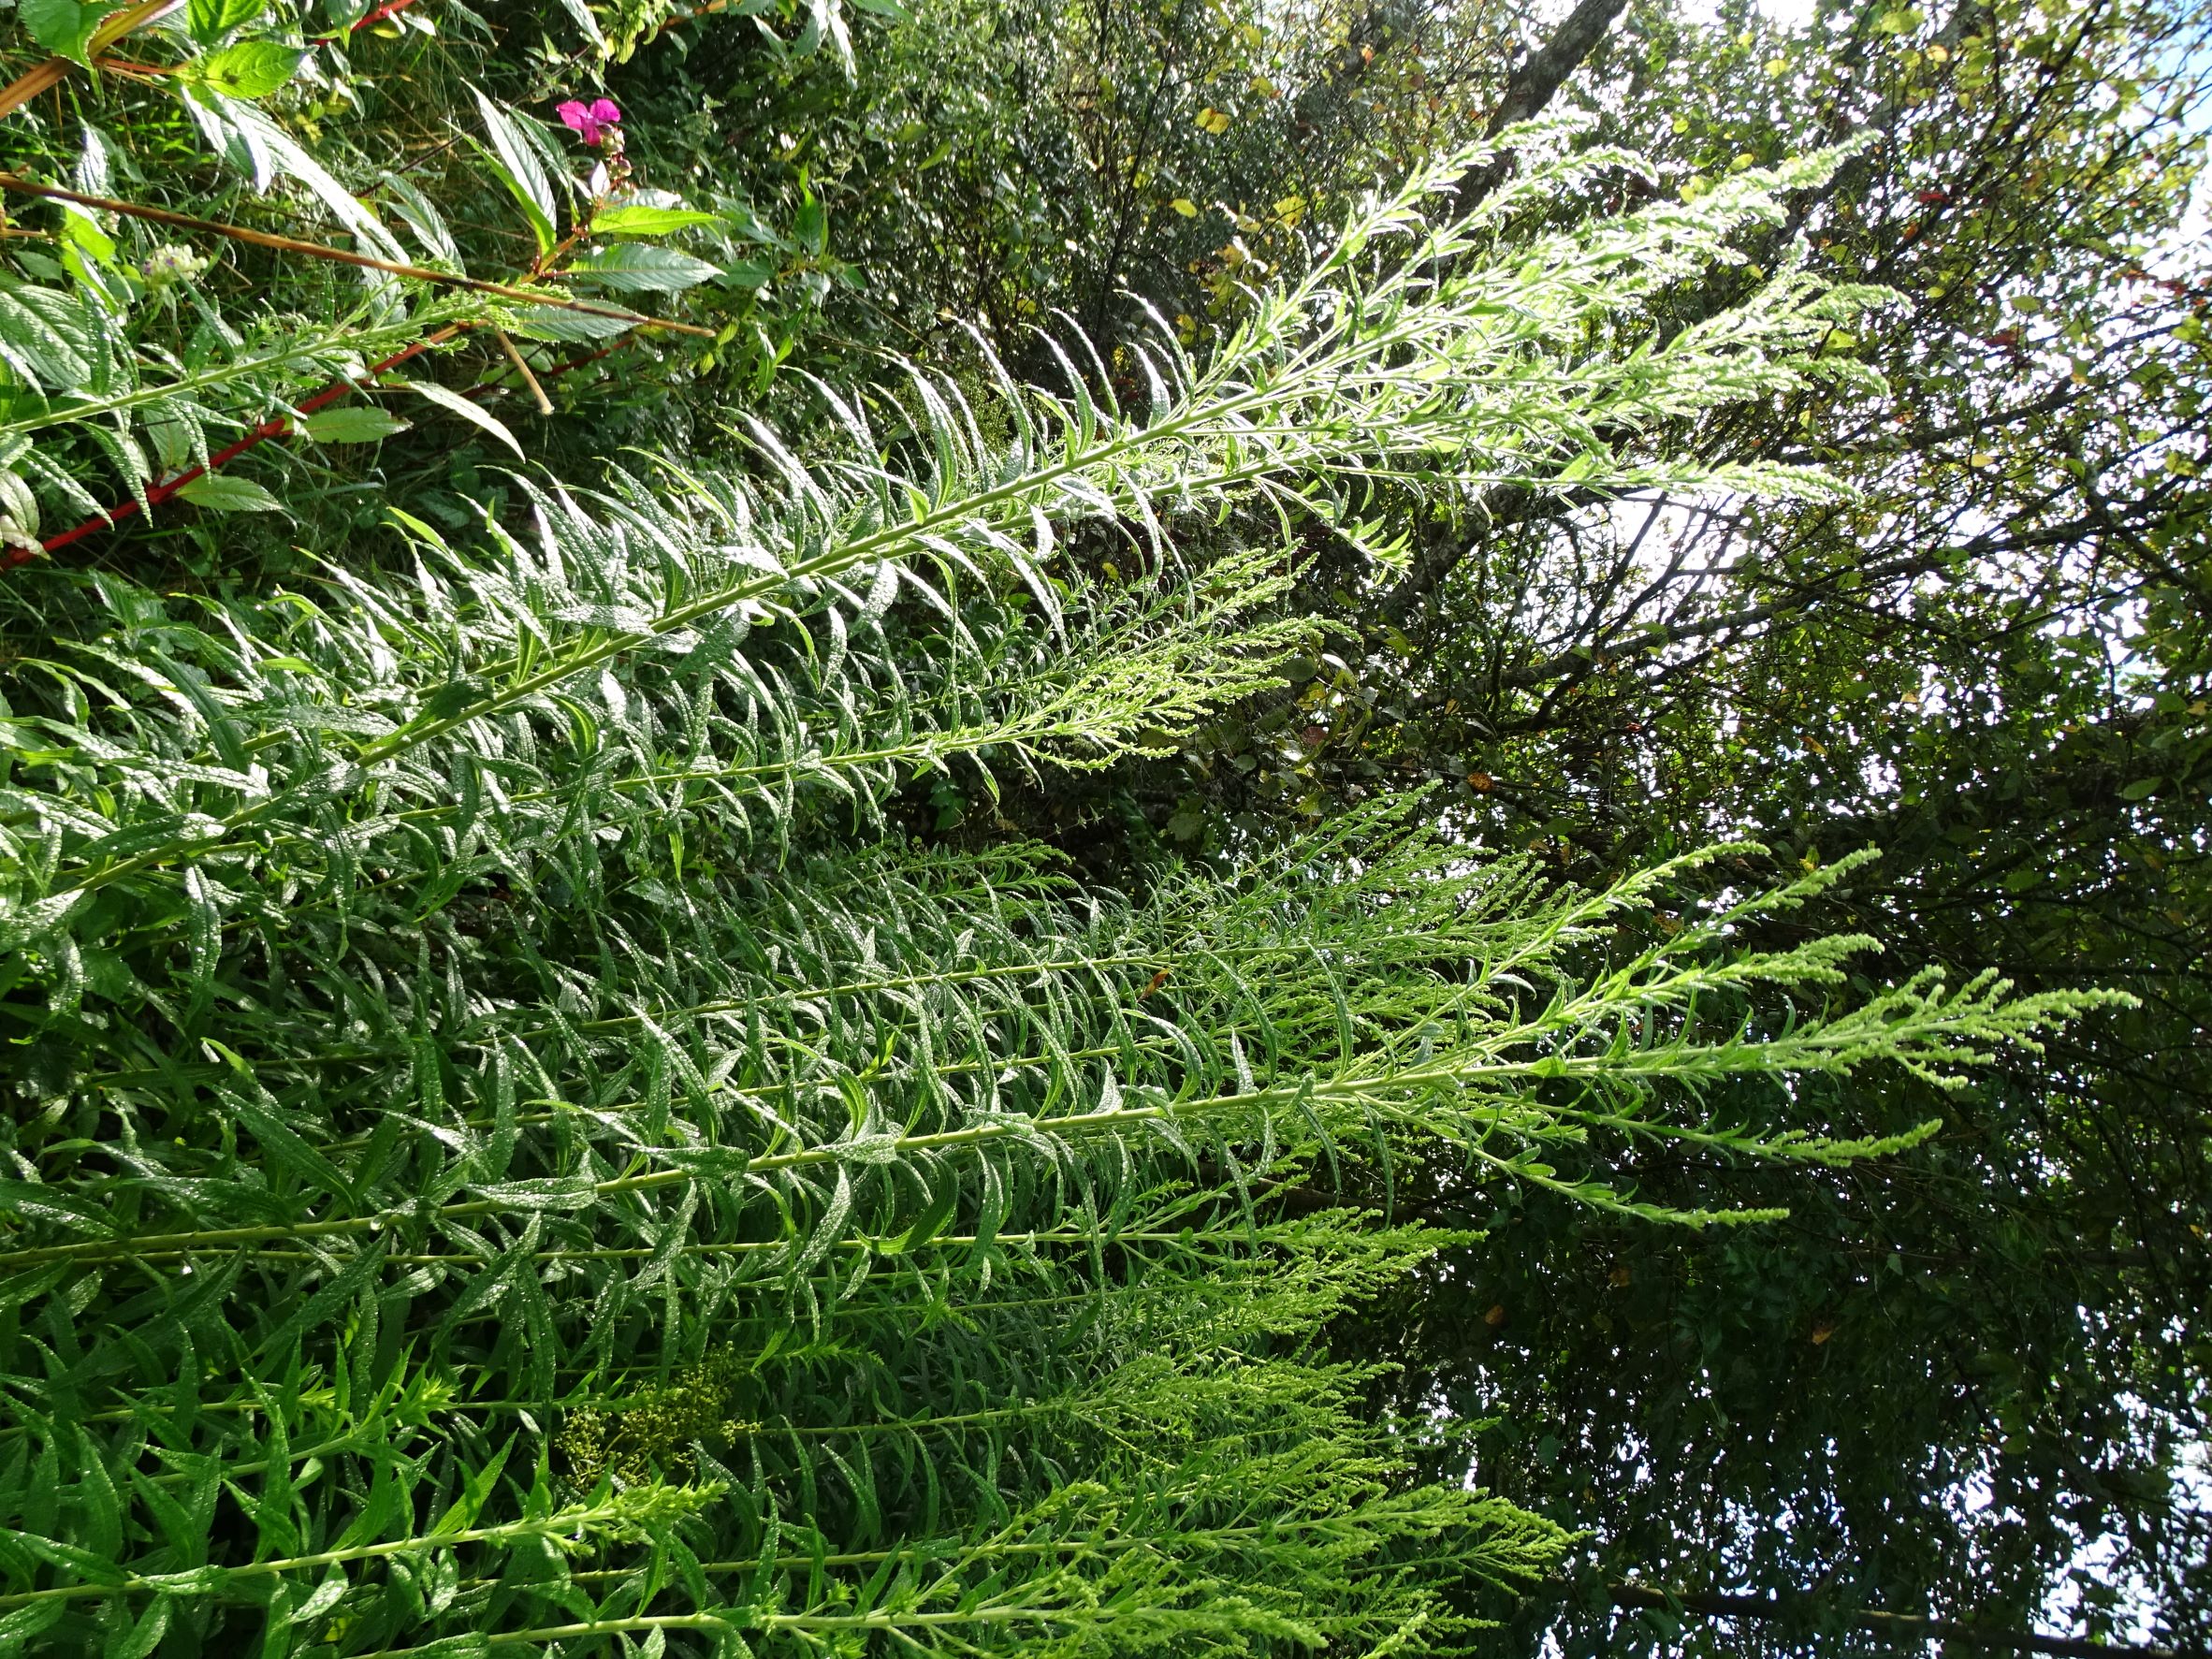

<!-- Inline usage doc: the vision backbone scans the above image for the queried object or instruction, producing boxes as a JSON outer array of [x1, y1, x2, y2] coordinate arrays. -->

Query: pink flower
[[556, 97, 622, 146]]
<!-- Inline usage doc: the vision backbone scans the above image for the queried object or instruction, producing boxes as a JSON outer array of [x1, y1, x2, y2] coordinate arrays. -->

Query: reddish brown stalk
[[312, 0, 426, 42], [12, 327, 461, 564], [0, 2, 677, 568], [0, 0, 178, 120], [0, 175, 717, 337], [7, 330, 643, 568], [0, 58, 73, 118]]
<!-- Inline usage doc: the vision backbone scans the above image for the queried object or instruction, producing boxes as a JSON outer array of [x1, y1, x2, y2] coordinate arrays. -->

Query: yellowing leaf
[[1195, 107, 1231, 135], [1171, 198, 1199, 217]]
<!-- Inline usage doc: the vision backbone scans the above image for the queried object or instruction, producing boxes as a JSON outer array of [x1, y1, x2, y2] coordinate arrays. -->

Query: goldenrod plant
[[0, 12, 2128, 1649]]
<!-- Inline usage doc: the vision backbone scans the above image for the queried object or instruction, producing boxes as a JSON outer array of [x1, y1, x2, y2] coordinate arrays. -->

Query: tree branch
[[1610, 1581, 2199, 1658], [1453, 0, 1632, 204]]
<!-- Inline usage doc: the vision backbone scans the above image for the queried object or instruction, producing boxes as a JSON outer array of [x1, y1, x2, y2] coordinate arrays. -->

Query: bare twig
[[1609, 1582, 2196, 1659]]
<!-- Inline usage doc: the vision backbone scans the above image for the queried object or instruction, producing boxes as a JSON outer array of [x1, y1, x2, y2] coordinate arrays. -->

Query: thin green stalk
[[0, 304, 475, 443], [0, 1497, 658, 1610]]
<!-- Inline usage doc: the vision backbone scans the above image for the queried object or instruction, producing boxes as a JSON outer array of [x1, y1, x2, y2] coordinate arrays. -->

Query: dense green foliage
[[0, 0, 2205, 1652]]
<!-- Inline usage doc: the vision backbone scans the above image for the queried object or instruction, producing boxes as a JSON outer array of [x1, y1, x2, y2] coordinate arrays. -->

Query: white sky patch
[[1673, 0, 1819, 26]]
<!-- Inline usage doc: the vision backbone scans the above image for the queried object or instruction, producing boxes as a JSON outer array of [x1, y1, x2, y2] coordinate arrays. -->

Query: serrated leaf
[[0, 284, 96, 390], [249, 1239, 386, 1367], [187, 0, 263, 42], [565, 243, 721, 292], [0, 1598, 66, 1650], [19, 0, 116, 65], [378, 171, 464, 268], [99, 1591, 170, 1659], [507, 307, 634, 342], [191, 40, 304, 98], [590, 205, 720, 237], [217, 101, 410, 262], [430, 1440, 514, 1537]]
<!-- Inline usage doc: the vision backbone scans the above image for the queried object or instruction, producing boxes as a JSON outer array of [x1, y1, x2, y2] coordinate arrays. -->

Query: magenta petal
[[556, 100, 590, 132], [589, 98, 621, 124]]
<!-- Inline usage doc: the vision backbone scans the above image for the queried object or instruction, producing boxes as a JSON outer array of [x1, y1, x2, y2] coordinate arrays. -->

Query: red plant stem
[[313, 0, 427, 44], [9, 331, 641, 568], [15, 327, 460, 565], [534, 338, 633, 383]]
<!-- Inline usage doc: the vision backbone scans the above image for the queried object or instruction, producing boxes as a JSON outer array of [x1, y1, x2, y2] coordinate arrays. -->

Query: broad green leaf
[[186, 0, 263, 42], [175, 474, 284, 513], [792, 193, 826, 255], [403, 378, 524, 457], [18, 0, 117, 65], [190, 40, 305, 99], [564, 243, 721, 293], [590, 205, 722, 237], [302, 406, 410, 444], [508, 307, 634, 342], [0, 285, 95, 390]]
